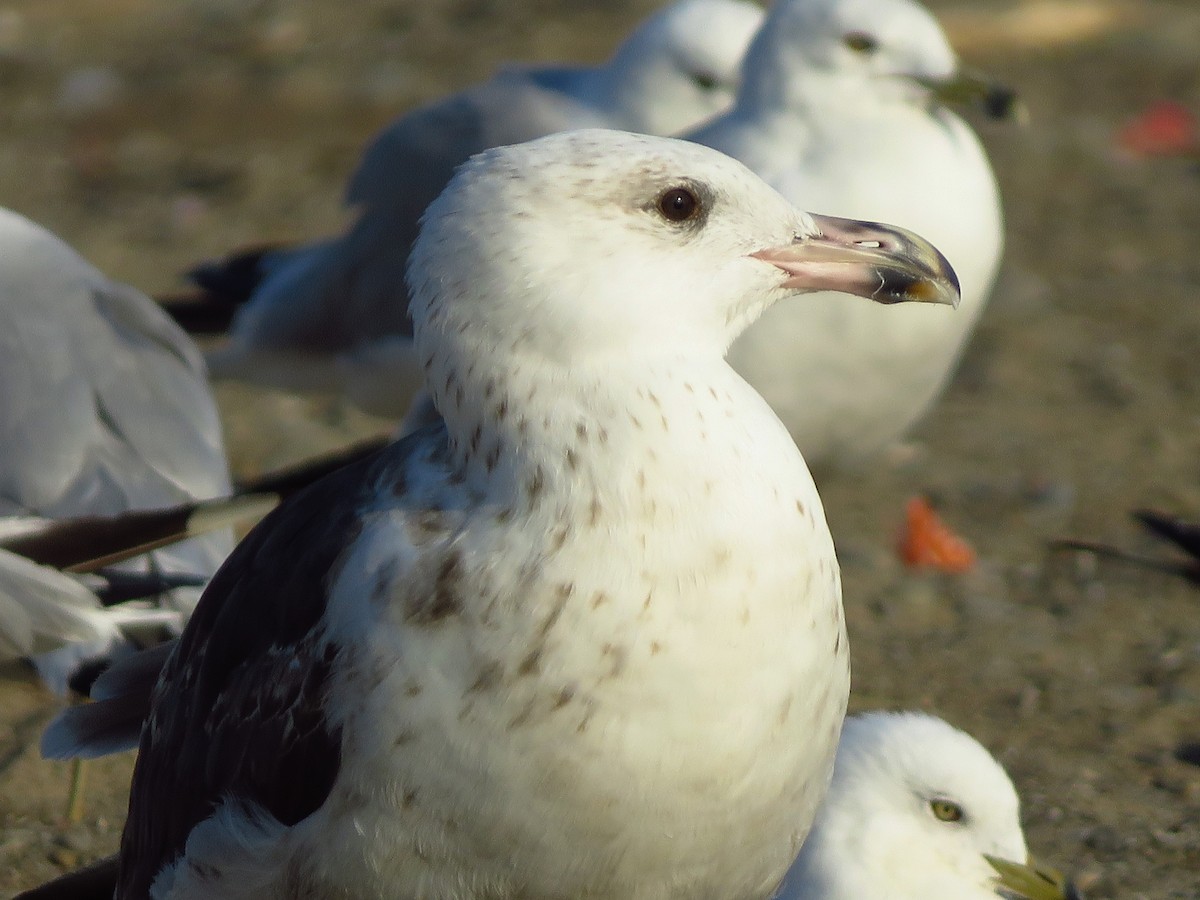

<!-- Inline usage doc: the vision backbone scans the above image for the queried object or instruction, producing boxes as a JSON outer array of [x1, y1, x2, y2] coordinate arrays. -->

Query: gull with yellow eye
[[774, 712, 1083, 900], [689, 0, 1019, 468]]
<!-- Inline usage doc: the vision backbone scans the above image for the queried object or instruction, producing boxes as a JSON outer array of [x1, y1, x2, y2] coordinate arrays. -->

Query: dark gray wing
[[116, 429, 448, 897]]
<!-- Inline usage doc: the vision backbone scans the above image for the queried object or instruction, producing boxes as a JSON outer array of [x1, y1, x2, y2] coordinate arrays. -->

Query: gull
[[27, 129, 958, 899], [775, 711, 1079, 900], [170, 0, 765, 413], [0, 206, 233, 694], [690, 0, 1012, 467]]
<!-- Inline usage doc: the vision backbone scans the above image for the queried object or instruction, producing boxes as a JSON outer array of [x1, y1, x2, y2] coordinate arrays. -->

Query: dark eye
[[691, 71, 719, 91], [658, 187, 700, 223], [930, 799, 964, 823], [843, 31, 878, 53]]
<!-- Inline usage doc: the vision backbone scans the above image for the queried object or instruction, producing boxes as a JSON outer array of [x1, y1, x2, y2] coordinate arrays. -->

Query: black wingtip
[[1132, 509, 1200, 559]]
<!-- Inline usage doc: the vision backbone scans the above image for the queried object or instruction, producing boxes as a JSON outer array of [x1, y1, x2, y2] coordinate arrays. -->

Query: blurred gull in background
[[693, 0, 1013, 468], [167, 0, 765, 414], [0, 206, 232, 694]]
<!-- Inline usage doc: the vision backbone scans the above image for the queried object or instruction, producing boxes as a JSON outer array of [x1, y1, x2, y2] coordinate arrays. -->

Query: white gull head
[[777, 712, 1075, 900], [599, 0, 765, 134]]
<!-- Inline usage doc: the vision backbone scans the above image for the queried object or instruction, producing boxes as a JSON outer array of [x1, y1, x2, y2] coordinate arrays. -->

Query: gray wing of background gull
[[0, 206, 233, 691], [178, 0, 764, 416]]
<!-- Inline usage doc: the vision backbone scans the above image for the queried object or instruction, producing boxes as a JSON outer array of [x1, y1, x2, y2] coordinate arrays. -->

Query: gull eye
[[843, 31, 878, 54], [930, 799, 964, 823], [658, 187, 701, 223], [691, 71, 719, 91]]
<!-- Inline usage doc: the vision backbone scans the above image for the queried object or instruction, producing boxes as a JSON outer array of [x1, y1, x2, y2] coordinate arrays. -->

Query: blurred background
[[0, 0, 1197, 895]]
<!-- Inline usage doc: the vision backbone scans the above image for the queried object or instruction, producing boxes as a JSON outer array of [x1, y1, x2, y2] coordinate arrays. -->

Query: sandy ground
[[1, 0, 1199, 896]]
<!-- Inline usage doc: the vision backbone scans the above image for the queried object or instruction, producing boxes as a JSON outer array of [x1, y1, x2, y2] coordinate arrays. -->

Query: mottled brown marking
[[539, 585, 572, 637], [495, 505, 513, 525], [588, 496, 602, 527], [404, 679, 423, 697], [565, 447, 579, 471], [650, 641, 662, 655], [469, 424, 483, 454], [407, 551, 464, 624], [401, 788, 418, 809], [660, 414, 670, 431], [630, 414, 643, 430], [796, 499, 806, 517], [636, 469, 646, 491], [517, 646, 542, 677], [549, 525, 570, 553], [647, 389, 662, 409], [407, 510, 446, 542], [496, 397, 509, 421], [778, 695, 793, 726], [394, 730, 416, 747], [598, 427, 609, 444], [484, 442, 502, 473], [469, 659, 503, 692], [590, 590, 609, 609], [526, 466, 546, 506], [575, 422, 588, 442], [484, 378, 496, 400], [551, 686, 575, 710], [508, 698, 537, 730]]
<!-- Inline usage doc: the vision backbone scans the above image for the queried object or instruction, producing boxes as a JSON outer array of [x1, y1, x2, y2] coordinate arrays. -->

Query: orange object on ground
[[1117, 101, 1198, 159], [897, 496, 976, 573]]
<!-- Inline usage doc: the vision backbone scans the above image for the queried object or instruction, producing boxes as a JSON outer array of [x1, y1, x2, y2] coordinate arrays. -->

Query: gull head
[[778, 712, 1077, 900], [601, 0, 764, 135], [739, 0, 1016, 120], [407, 129, 958, 377]]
